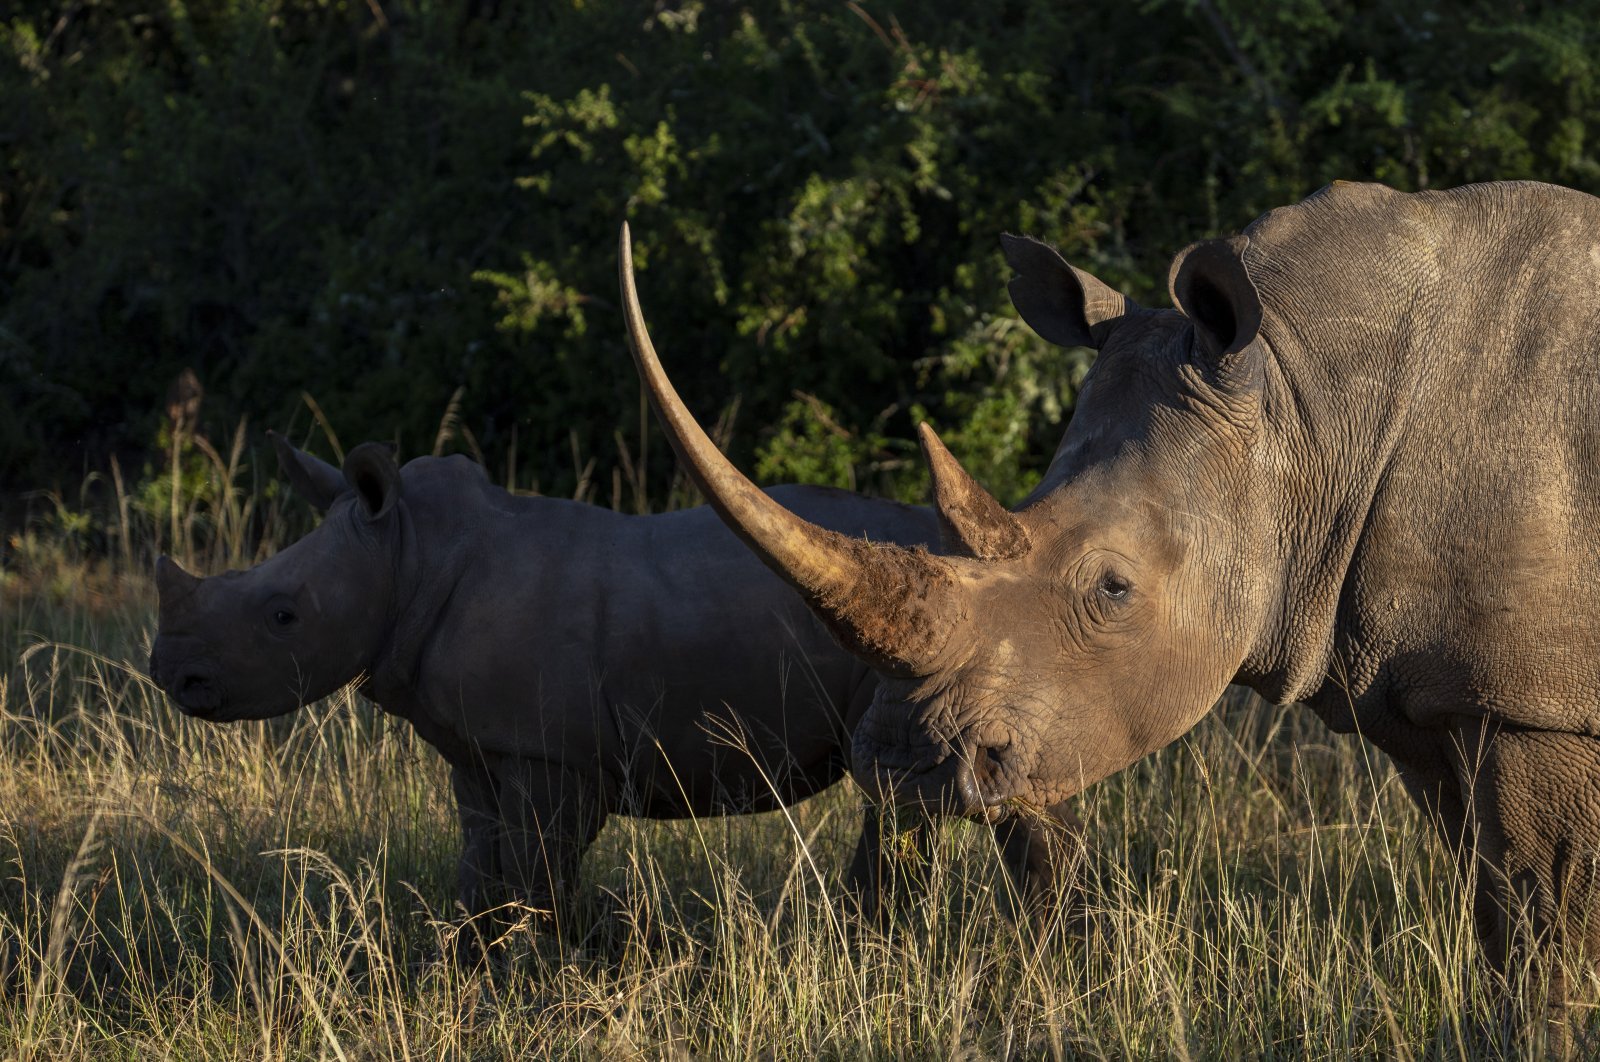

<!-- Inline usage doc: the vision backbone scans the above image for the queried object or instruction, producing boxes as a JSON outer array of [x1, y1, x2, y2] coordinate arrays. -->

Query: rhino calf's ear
[[1001, 233, 1133, 350], [1168, 235, 1263, 363], [270, 430, 347, 512], [342, 442, 402, 521]]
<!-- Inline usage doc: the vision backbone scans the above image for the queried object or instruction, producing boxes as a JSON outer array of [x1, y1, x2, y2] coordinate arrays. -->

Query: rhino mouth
[[169, 674, 225, 716], [851, 706, 1029, 822], [149, 646, 227, 717], [852, 746, 1014, 824]]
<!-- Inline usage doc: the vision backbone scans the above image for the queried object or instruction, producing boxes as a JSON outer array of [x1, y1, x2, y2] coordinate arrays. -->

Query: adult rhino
[[149, 434, 1078, 937], [619, 180, 1600, 1030]]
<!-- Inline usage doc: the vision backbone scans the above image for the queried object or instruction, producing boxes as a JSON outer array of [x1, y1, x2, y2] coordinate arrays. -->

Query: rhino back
[[1243, 181, 1600, 733], [400, 471, 938, 815]]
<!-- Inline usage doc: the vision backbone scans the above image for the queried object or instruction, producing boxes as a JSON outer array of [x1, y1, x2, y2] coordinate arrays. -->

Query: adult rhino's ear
[[270, 430, 346, 512], [342, 442, 402, 521], [1168, 235, 1262, 363], [1001, 233, 1134, 349]]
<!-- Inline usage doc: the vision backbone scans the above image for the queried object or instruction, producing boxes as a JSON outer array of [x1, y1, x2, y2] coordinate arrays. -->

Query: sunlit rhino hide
[[619, 180, 1600, 1039], [148, 435, 1081, 937]]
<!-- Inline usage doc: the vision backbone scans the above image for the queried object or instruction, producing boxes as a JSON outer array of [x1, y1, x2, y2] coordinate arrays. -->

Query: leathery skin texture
[[149, 435, 1087, 946], [622, 181, 1600, 1046]]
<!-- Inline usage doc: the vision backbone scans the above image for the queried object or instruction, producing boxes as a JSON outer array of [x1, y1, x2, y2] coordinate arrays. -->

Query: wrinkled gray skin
[[621, 182, 1600, 1035], [149, 436, 1080, 933]]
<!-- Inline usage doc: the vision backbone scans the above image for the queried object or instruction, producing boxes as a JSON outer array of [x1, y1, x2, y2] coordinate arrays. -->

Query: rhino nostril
[[179, 673, 214, 697], [951, 757, 983, 816], [971, 742, 1014, 805], [165, 667, 223, 715]]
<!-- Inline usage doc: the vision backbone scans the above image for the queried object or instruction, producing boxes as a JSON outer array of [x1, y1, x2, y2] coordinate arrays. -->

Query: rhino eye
[[273, 608, 298, 627], [1098, 573, 1130, 601]]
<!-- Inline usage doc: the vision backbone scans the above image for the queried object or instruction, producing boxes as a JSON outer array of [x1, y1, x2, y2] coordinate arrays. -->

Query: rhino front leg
[[449, 761, 509, 964], [492, 755, 608, 937], [451, 762, 504, 917], [991, 803, 1089, 935], [1446, 720, 1600, 1054]]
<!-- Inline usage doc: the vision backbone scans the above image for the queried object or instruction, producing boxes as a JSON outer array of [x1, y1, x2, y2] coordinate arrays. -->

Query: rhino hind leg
[[1444, 720, 1600, 1056], [493, 755, 608, 939], [843, 803, 1088, 930], [844, 804, 937, 924], [991, 803, 1089, 936]]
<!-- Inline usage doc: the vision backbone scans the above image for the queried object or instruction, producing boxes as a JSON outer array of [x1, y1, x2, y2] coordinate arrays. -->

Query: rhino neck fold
[[357, 512, 448, 716], [1228, 187, 1456, 706]]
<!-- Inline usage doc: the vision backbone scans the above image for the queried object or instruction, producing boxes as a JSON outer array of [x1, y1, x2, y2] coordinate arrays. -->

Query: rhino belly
[[602, 710, 850, 819]]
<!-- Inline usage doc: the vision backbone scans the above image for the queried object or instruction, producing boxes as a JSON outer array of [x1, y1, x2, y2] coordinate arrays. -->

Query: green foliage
[[753, 393, 899, 494], [4, 0, 1600, 509]]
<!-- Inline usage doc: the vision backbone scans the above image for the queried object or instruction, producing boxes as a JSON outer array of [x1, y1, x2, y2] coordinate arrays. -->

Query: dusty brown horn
[[917, 424, 1029, 561], [619, 222, 956, 675]]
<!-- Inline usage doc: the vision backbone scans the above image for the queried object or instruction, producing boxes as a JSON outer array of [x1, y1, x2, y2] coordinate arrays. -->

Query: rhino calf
[[149, 435, 1082, 936]]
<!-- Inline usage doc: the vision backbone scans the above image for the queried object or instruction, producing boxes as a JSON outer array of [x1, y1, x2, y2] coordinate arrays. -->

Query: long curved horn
[[619, 223, 956, 675]]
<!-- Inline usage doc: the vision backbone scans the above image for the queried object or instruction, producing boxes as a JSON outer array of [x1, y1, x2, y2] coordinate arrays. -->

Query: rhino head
[[149, 437, 403, 721], [620, 223, 1278, 819]]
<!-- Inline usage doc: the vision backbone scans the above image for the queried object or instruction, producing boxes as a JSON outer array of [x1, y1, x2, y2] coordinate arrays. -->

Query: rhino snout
[[852, 725, 1023, 821], [172, 670, 223, 715], [969, 740, 1021, 808], [150, 643, 225, 716]]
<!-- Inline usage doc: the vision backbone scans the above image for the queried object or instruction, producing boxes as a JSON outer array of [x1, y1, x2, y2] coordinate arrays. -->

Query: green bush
[[3, 0, 1597, 513]]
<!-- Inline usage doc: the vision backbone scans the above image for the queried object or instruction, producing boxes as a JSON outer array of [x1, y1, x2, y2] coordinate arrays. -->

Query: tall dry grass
[[0, 430, 1578, 1059]]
